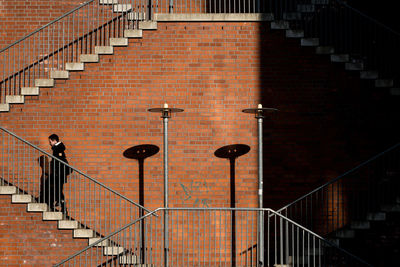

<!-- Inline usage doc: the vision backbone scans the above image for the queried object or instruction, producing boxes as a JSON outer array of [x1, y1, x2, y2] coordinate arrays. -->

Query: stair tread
[[0, 186, 17, 194]]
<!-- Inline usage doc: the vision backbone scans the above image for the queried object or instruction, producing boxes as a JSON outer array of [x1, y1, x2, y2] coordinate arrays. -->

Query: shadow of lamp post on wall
[[242, 104, 278, 266], [215, 144, 250, 267], [123, 144, 159, 264]]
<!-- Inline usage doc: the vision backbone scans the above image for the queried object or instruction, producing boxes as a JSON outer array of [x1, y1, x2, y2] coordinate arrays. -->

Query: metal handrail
[[334, 0, 400, 37], [0, 126, 152, 214], [277, 142, 400, 214], [55, 207, 372, 266], [0, 0, 95, 53]]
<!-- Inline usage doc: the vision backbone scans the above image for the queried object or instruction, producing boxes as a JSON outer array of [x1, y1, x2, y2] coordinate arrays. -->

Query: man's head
[[48, 134, 59, 146]]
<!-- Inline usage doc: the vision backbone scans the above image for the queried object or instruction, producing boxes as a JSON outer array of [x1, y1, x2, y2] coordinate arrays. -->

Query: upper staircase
[[1, 0, 400, 112]]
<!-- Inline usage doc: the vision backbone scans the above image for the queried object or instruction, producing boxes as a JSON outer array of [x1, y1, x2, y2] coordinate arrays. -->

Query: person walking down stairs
[[48, 134, 72, 214]]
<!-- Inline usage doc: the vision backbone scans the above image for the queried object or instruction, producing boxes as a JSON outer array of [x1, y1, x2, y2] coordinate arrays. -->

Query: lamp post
[[242, 104, 278, 266], [148, 103, 183, 267]]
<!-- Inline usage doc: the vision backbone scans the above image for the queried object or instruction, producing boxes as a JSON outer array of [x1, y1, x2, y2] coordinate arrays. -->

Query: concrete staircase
[[1, 1, 398, 113], [0, 26, 146, 112], [0, 185, 151, 266], [0, 0, 157, 113], [327, 183, 400, 267], [269, 1, 399, 97]]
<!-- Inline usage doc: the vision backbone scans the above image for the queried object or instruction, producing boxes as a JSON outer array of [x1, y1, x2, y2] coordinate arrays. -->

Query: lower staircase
[[277, 142, 400, 267], [0, 184, 151, 266], [0, 127, 152, 266], [328, 173, 400, 266]]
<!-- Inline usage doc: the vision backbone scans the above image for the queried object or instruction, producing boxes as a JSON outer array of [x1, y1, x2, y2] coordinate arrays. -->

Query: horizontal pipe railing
[[0, 127, 155, 243], [2, 0, 400, 105], [0, 0, 149, 104], [277, 142, 400, 236], [55, 207, 371, 266]]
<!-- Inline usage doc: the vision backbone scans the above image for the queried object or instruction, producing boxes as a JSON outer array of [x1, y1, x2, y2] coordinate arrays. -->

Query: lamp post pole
[[148, 103, 183, 267], [242, 104, 278, 266]]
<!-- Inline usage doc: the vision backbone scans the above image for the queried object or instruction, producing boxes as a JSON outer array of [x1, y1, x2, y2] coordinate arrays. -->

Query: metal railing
[[2, 0, 400, 105], [277, 142, 400, 236], [0, 0, 150, 104], [283, 0, 400, 81], [55, 207, 371, 266], [0, 126, 153, 241]]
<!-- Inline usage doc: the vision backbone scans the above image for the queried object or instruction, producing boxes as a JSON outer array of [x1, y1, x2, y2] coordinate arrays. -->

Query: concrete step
[[366, 212, 386, 221], [110, 38, 128, 46], [335, 229, 355, 238], [35, 78, 54, 87], [0, 104, 10, 112], [297, 4, 315, 12], [350, 221, 370, 230], [58, 220, 79, 229], [360, 71, 379, 79], [50, 70, 69, 79], [119, 255, 137, 265], [104, 246, 124, 256], [100, 0, 118, 4], [271, 21, 290, 30], [390, 88, 400, 96], [95, 46, 114, 55], [21, 87, 39, 95], [301, 38, 319, 46], [312, 0, 330, 4], [127, 12, 146, 21], [331, 54, 350, 63], [286, 29, 304, 38], [113, 4, 132, 12], [6, 95, 24, 104], [43, 212, 63, 220], [12, 194, 32, 203], [66, 62, 84, 71], [345, 62, 364, 71], [0, 186, 17, 194], [80, 54, 99, 63], [74, 229, 94, 238], [283, 12, 302, 21], [27, 203, 48, 212], [88, 238, 110, 247], [381, 204, 400, 212], [124, 29, 143, 38], [138, 21, 157, 30], [375, 79, 394, 88], [316, 46, 334, 54]]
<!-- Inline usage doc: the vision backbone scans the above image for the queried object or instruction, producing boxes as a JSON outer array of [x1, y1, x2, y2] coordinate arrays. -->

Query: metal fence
[[0, 127, 153, 242], [276, 143, 400, 237], [1, 0, 400, 106], [55, 208, 371, 266], [0, 0, 149, 105]]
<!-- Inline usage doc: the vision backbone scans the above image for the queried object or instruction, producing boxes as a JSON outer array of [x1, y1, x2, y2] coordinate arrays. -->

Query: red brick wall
[[0, 18, 399, 265], [0, 0, 83, 49], [1, 21, 396, 210], [0, 195, 87, 266]]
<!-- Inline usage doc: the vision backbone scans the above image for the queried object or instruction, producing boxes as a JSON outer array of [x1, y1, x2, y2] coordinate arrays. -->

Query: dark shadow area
[[215, 144, 250, 267], [123, 144, 159, 264], [258, 3, 400, 266]]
